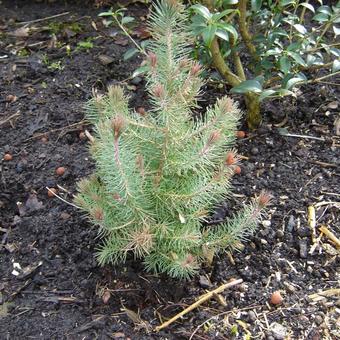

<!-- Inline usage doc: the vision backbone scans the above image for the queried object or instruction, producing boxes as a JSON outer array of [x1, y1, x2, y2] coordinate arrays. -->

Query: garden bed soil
[[0, 1, 339, 339]]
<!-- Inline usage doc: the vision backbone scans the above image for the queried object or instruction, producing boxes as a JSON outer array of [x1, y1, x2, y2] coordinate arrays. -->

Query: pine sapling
[[75, 0, 271, 279]]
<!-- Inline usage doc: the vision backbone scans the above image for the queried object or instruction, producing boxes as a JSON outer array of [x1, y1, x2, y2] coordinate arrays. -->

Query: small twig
[[319, 225, 340, 249], [309, 160, 337, 168], [0, 112, 20, 126], [155, 279, 243, 332], [314, 201, 340, 208], [308, 288, 340, 302], [308, 205, 317, 244], [25, 121, 88, 141], [46, 187, 80, 209], [189, 304, 261, 340], [16, 12, 70, 25], [278, 130, 325, 141]]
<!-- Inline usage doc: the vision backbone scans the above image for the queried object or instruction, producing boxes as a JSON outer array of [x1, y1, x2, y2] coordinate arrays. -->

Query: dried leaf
[[122, 306, 151, 332], [98, 54, 114, 65], [102, 290, 111, 304], [10, 26, 30, 38], [25, 194, 44, 212], [114, 37, 129, 46], [327, 101, 338, 110]]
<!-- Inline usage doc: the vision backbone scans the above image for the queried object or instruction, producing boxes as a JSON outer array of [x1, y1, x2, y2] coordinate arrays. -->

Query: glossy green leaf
[[287, 51, 307, 67], [218, 23, 238, 41], [298, 2, 315, 13], [223, 0, 239, 4], [215, 29, 229, 41], [266, 47, 282, 56], [332, 59, 340, 72], [306, 54, 316, 66], [191, 4, 212, 20], [123, 48, 139, 61], [212, 9, 236, 22], [277, 89, 295, 97], [317, 5, 331, 15], [333, 26, 340, 36], [287, 42, 302, 52], [259, 89, 276, 101], [251, 0, 262, 12], [280, 0, 296, 7], [230, 80, 263, 94], [313, 13, 330, 22], [330, 47, 340, 57], [132, 65, 149, 78], [293, 24, 307, 35], [202, 26, 217, 46], [279, 56, 291, 73], [121, 16, 135, 24], [98, 11, 114, 17], [284, 73, 307, 90]]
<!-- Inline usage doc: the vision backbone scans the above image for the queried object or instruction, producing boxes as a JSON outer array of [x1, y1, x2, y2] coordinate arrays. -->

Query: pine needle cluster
[[75, 0, 270, 279]]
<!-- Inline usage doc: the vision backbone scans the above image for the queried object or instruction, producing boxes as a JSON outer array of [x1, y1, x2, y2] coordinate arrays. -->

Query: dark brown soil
[[0, 1, 339, 339]]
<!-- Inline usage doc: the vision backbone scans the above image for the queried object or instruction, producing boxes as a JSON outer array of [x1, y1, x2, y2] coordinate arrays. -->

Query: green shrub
[[75, 0, 270, 279], [190, 0, 340, 128]]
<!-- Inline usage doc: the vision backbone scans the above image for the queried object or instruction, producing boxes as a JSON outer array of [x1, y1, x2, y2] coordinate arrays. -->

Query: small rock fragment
[[270, 322, 287, 340], [130, 77, 142, 85], [299, 239, 308, 259], [287, 215, 295, 232], [314, 315, 323, 326], [248, 310, 256, 323], [199, 275, 212, 288]]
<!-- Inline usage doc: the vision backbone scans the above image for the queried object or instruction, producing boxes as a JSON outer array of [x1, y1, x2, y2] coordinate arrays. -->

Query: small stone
[[238, 283, 247, 292], [130, 77, 142, 85], [287, 215, 295, 232], [314, 315, 323, 325], [270, 322, 287, 340], [307, 266, 313, 273], [262, 220, 271, 228], [276, 230, 284, 239], [297, 226, 311, 237], [299, 315, 309, 324], [299, 239, 308, 259], [251, 147, 259, 155], [199, 275, 212, 288], [261, 238, 268, 245], [327, 101, 338, 110], [248, 310, 256, 323], [60, 212, 70, 220], [284, 282, 296, 293], [98, 54, 114, 65]]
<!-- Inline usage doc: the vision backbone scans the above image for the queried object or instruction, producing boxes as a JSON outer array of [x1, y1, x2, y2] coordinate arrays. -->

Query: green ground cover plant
[[189, 0, 340, 128], [75, 0, 270, 279]]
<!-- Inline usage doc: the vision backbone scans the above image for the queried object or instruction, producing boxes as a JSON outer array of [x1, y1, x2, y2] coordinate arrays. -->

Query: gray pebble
[[299, 239, 308, 258], [251, 147, 259, 155], [248, 310, 256, 323], [287, 215, 295, 232], [315, 315, 323, 325], [130, 77, 142, 85], [276, 230, 284, 239], [297, 226, 311, 237], [199, 275, 212, 288]]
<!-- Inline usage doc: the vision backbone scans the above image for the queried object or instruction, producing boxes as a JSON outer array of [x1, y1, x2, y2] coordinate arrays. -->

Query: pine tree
[[75, 0, 270, 279]]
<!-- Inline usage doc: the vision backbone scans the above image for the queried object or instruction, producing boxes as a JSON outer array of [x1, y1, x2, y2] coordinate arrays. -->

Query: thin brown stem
[[210, 38, 241, 87], [230, 35, 246, 81], [238, 0, 259, 62]]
